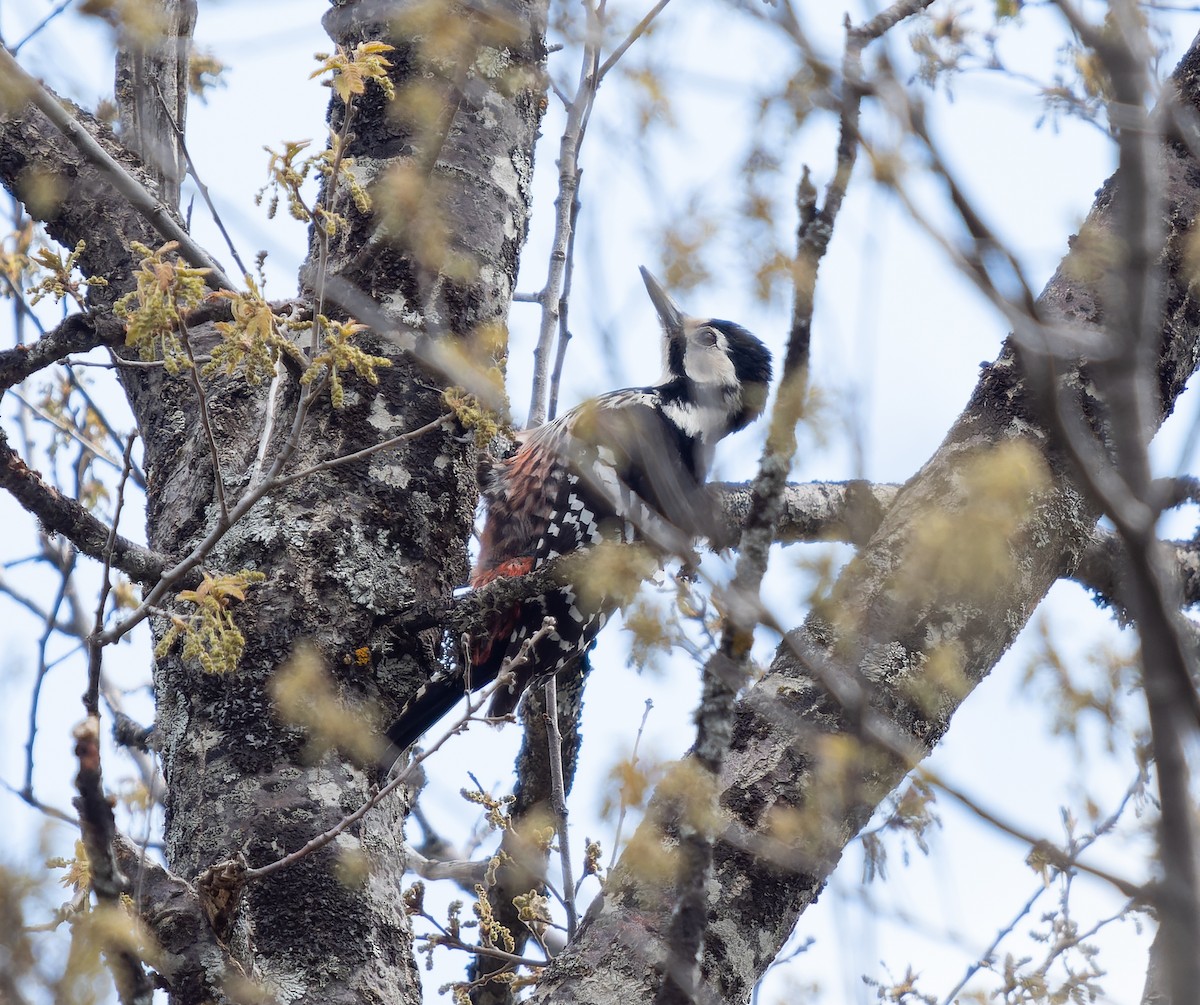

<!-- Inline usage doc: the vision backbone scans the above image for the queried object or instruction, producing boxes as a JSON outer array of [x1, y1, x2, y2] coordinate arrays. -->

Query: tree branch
[[0, 45, 233, 289], [111, 836, 268, 1005], [0, 311, 124, 392], [72, 717, 154, 1005], [0, 426, 167, 585]]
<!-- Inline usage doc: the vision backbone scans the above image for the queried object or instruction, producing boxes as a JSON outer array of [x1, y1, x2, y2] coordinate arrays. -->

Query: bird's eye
[[695, 328, 719, 348]]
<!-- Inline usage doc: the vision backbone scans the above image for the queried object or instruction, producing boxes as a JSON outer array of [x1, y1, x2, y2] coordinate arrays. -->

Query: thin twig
[[596, 0, 674, 80], [0, 424, 166, 585], [23, 560, 73, 799], [9, 387, 134, 481], [154, 82, 251, 278], [545, 173, 581, 423], [936, 769, 1146, 1005], [415, 917, 548, 969], [928, 773, 1145, 901], [543, 676, 578, 938], [244, 665, 517, 881], [654, 5, 936, 1002], [96, 374, 332, 645], [525, 0, 606, 427], [269, 413, 453, 490], [84, 434, 137, 718], [62, 363, 148, 488], [178, 316, 228, 521], [607, 698, 653, 873], [0, 775, 74, 824], [11, 0, 74, 54], [72, 717, 155, 1004]]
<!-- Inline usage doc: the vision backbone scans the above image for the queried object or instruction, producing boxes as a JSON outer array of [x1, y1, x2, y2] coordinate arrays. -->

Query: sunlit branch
[[0, 47, 234, 291]]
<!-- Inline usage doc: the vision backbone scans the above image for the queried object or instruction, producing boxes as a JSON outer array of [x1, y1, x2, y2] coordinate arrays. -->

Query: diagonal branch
[[111, 835, 269, 1005], [653, 4, 935, 999], [72, 717, 154, 1005], [0, 311, 124, 393], [0, 45, 233, 290], [0, 426, 167, 585]]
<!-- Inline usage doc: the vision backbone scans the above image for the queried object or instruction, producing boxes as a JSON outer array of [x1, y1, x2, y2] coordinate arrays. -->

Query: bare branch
[[542, 677, 578, 938], [526, 0, 605, 427], [655, 5, 935, 999], [0, 425, 167, 585], [84, 434, 137, 718], [72, 717, 155, 1005], [596, 0, 674, 81], [0, 311, 123, 393], [111, 835, 269, 1005]]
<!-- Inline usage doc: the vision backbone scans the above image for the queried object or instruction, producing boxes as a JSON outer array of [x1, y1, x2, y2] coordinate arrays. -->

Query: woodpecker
[[386, 268, 772, 752]]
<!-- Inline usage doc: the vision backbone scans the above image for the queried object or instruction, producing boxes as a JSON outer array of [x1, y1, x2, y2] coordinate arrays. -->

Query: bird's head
[[639, 267, 773, 432]]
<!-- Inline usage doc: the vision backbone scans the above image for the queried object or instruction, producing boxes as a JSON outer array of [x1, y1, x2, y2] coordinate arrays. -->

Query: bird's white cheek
[[684, 344, 736, 385]]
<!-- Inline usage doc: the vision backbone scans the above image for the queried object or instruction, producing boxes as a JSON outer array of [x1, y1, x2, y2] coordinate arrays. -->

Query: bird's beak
[[639, 266, 685, 337]]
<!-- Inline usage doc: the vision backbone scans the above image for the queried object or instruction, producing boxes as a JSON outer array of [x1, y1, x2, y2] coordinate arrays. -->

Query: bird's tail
[[385, 676, 470, 753]]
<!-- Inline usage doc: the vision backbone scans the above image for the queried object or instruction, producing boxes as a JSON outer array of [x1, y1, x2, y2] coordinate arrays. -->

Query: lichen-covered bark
[[526, 37, 1200, 1005], [134, 2, 548, 1002]]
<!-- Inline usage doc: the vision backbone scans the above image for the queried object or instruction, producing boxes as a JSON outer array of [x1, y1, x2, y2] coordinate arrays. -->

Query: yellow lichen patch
[[373, 162, 471, 276], [898, 439, 1050, 607], [568, 541, 658, 612], [901, 641, 970, 718]]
